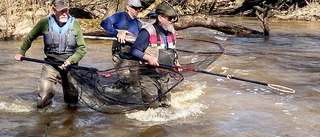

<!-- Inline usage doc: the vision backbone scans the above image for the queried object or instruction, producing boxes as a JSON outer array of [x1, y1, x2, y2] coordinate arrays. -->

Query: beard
[[162, 25, 174, 32], [59, 16, 68, 23], [160, 20, 174, 32]]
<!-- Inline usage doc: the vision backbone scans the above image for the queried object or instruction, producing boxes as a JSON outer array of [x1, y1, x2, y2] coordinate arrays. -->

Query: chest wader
[[38, 64, 79, 108], [37, 15, 79, 109], [157, 49, 177, 107], [147, 24, 177, 108], [139, 49, 176, 108], [141, 41, 177, 108], [112, 41, 141, 99], [112, 15, 141, 91]]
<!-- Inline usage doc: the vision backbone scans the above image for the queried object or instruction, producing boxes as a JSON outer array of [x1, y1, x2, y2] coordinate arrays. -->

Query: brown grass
[[274, 1, 320, 21], [0, 0, 51, 40], [1, 0, 320, 40]]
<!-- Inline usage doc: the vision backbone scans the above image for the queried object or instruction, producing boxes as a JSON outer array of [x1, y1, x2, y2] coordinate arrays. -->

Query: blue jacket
[[100, 12, 142, 36]]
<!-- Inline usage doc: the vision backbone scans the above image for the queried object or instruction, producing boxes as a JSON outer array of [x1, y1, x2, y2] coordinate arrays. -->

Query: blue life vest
[[43, 14, 77, 62]]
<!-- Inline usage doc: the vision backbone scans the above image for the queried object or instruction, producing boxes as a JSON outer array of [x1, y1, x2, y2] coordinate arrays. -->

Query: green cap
[[155, 4, 177, 17]]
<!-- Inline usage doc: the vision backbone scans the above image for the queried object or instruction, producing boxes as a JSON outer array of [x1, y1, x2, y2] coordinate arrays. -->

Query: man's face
[[55, 8, 69, 23], [127, 5, 142, 18], [159, 15, 176, 32]]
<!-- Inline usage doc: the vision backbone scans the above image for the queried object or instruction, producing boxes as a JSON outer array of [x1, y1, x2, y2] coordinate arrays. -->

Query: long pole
[[21, 57, 96, 71], [161, 64, 295, 93]]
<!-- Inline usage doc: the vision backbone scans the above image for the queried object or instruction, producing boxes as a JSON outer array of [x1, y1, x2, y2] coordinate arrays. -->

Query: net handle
[[21, 57, 96, 71], [161, 64, 295, 94]]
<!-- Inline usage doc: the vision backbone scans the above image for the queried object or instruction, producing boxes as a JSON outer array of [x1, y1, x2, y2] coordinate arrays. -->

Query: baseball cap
[[127, 0, 142, 8], [52, 0, 69, 11]]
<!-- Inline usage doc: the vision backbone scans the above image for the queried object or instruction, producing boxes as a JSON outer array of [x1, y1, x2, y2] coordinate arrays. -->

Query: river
[[0, 17, 319, 136]]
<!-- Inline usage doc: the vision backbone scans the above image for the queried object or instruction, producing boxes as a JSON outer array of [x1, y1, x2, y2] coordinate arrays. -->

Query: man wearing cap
[[130, 3, 181, 108], [100, 0, 143, 92], [100, 0, 143, 44], [14, 0, 87, 109]]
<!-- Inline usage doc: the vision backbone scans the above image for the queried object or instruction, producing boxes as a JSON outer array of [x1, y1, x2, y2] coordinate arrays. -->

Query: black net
[[22, 38, 223, 114], [176, 38, 224, 76], [70, 65, 184, 114], [68, 39, 223, 113]]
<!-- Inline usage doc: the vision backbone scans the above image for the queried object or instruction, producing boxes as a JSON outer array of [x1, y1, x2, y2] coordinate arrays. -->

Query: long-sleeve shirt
[[18, 15, 86, 64], [100, 12, 142, 36]]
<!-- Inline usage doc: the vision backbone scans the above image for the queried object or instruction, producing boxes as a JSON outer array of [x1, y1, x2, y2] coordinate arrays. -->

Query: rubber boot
[[37, 93, 54, 109]]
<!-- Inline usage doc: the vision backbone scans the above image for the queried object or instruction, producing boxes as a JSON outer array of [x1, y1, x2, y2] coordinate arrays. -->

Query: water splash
[[0, 101, 34, 113], [125, 81, 208, 122]]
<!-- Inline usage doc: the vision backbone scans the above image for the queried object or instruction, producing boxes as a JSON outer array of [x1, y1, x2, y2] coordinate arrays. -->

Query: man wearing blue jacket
[[100, 0, 143, 94]]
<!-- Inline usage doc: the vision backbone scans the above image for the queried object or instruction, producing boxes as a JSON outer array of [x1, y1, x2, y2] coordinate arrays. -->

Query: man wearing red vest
[[130, 3, 181, 108]]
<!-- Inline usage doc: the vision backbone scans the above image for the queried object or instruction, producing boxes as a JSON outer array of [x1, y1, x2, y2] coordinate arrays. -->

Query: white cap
[[127, 0, 142, 8]]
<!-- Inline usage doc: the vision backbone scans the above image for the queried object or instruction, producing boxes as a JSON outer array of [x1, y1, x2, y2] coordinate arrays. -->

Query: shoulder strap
[[125, 12, 129, 30], [170, 32, 175, 46], [153, 24, 161, 46]]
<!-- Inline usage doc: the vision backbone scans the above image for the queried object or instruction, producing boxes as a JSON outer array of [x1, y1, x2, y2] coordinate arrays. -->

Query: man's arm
[[67, 20, 87, 64], [130, 29, 150, 60], [130, 29, 159, 66], [18, 17, 48, 56], [100, 12, 123, 37]]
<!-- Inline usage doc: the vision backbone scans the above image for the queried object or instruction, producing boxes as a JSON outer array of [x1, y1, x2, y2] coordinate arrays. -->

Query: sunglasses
[[162, 15, 178, 23], [130, 6, 142, 11]]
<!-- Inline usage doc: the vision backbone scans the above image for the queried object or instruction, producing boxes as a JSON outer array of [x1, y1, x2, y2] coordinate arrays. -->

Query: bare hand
[[116, 30, 128, 44], [14, 54, 23, 61], [144, 55, 159, 66], [117, 33, 126, 43], [175, 61, 183, 72], [59, 61, 71, 70]]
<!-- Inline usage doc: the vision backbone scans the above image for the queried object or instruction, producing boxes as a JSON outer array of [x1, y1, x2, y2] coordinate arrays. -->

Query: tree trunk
[[174, 14, 264, 37], [138, 0, 163, 18]]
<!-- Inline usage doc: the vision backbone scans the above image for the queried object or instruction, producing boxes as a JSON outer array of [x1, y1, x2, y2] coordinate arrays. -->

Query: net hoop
[[268, 84, 295, 94]]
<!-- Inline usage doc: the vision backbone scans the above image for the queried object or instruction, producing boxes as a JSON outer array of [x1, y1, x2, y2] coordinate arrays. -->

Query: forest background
[[0, 0, 319, 40]]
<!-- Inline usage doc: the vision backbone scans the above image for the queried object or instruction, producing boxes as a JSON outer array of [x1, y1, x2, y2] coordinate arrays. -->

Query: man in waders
[[100, 0, 143, 93], [130, 3, 181, 108], [14, 0, 87, 109]]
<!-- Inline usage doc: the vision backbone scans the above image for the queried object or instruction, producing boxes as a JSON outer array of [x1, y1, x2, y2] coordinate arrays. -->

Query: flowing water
[[0, 17, 319, 136]]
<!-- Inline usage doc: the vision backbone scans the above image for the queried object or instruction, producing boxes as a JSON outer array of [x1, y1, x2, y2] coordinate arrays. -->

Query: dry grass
[[0, 0, 117, 40], [0, 0, 51, 40], [275, 1, 320, 21], [1, 0, 320, 40]]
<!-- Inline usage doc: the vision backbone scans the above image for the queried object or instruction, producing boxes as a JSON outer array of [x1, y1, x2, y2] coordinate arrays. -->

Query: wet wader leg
[[159, 75, 171, 107], [140, 76, 160, 108], [37, 64, 58, 108], [125, 61, 143, 103], [61, 70, 79, 105], [113, 54, 144, 102], [112, 54, 132, 83]]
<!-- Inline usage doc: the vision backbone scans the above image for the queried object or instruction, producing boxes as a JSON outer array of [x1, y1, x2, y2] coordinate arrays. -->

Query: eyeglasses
[[130, 6, 142, 11], [162, 15, 178, 23]]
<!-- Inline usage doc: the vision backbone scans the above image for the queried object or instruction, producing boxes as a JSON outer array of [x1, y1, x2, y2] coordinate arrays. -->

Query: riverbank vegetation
[[1, 0, 319, 40]]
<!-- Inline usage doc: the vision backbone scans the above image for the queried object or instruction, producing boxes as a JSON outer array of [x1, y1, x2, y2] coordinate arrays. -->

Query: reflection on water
[[0, 17, 320, 136]]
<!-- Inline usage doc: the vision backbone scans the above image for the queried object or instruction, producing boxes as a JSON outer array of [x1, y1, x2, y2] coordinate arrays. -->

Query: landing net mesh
[[70, 38, 224, 113], [71, 65, 184, 113], [176, 38, 224, 76]]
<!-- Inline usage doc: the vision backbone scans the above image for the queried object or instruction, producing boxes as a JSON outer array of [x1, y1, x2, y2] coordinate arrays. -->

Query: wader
[[37, 15, 79, 109], [37, 64, 79, 108]]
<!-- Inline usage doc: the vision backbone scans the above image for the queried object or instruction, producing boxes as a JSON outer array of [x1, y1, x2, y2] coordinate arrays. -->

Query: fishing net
[[70, 64, 184, 114], [175, 38, 224, 76], [68, 38, 223, 113]]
